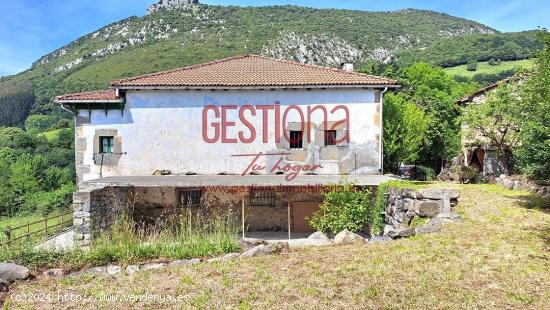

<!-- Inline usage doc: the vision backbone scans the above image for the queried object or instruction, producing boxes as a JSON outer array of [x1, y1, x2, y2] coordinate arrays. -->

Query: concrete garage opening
[[292, 202, 321, 233]]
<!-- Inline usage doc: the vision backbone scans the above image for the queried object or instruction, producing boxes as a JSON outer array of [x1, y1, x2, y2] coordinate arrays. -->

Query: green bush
[[488, 58, 501, 66], [450, 165, 480, 183], [417, 165, 436, 181], [466, 60, 478, 71], [25, 114, 59, 134], [309, 179, 373, 235]]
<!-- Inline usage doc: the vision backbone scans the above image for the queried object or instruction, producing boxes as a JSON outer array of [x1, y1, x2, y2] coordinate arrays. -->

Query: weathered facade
[[57, 55, 398, 246], [456, 79, 513, 177], [71, 88, 385, 183]]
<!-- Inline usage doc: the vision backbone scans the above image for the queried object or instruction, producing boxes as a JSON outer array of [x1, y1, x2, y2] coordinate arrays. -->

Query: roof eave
[[110, 84, 400, 90], [54, 99, 125, 104]]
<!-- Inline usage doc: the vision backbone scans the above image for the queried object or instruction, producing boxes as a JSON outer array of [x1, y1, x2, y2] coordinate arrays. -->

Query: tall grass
[[0, 195, 240, 269]]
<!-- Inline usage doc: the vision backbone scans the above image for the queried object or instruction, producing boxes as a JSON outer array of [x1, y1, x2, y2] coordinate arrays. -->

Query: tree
[[461, 84, 520, 174], [24, 114, 59, 134], [514, 31, 550, 180], [383, 93, 430, 173], [467, 60, 478, 71], [394, 63, 478, 171]]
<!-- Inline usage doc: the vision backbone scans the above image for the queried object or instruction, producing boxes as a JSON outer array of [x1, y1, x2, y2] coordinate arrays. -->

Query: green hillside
[[443, 58, 535, 78], [0, 2, 543, 126]]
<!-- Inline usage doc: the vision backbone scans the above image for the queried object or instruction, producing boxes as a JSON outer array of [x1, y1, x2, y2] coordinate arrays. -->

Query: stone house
[[55, 55, 398, 246], [456, 78, 517, 177]]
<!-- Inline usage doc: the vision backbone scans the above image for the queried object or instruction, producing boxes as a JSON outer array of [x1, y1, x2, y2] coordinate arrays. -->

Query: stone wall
[[383, 188, 460, 238], [72, 185, 132, 247], [72, 185, 324, 247], [496, 175, 549, 199]]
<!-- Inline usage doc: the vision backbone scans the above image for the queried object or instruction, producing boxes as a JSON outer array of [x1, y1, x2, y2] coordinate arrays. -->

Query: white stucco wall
[[76, 88, 382, 182]]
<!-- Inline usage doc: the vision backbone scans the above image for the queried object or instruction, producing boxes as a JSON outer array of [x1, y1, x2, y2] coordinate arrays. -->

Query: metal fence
[[0, 211, 73, 247]]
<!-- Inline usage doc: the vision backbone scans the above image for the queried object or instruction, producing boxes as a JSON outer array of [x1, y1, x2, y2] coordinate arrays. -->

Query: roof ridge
[[251, 54, 397, 83]]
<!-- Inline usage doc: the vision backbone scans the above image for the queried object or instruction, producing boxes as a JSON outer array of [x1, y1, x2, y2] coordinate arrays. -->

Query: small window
[[178, 188, 202, 207], [250, 189, 275, 207], [289, 131, 303, 149], [99, 136, 114, 154], [324, 130, 337, 146]]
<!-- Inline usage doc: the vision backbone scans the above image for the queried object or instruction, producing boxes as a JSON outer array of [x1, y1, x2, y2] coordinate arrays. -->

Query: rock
[[0, 263, 30, 283], [147, 0, 199, 15], [369, 236, 392, 242], [308, 231, 330, 241], [383, 225, 395, 236], [403, 198, 415, 211], [87, 266, 107, 274], [287, 238, 331, 249], [0, 279, 8, 293], [402, 189, 417, 199], [415, 200, 441, 217], [334, 229, 366, 245], [168, 258, 201, 267], [240, 241, 289, 258], [418, 188, 459, 200], [436, 213, 462, 222], [387, 227, 415, 239], [239, 238, 267, 251], [207, 253, 240, 263], [42, 268, 69, 278], [106, 265, 122, 275], [152, 169, 171, 176], [126, 265, 139, 275], [141, 263, 166, 271], [414, 220, 443, 235]]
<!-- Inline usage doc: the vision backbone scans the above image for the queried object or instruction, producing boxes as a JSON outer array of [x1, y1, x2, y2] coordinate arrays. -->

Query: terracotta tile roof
[[55, 89, 121, 102], [110, 55, 398, 88]]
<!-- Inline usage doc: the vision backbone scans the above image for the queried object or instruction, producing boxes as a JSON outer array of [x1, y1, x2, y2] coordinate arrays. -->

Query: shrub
[[417, 166, 436, 181], [466, 60, 478, 71], [25, 114, 59, 134], [309, 179, 373, 235], [450, 165, 480, 183], [488, 58, 500, 66]]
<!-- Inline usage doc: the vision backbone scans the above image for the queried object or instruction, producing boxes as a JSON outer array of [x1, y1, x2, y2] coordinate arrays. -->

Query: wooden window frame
[[324, 130, 337, 146], [289, 130, 303, 149], [99, 136, 114, 154]]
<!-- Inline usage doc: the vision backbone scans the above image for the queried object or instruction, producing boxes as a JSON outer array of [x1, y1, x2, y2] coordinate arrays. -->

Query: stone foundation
[[72, 185, 324, 248]]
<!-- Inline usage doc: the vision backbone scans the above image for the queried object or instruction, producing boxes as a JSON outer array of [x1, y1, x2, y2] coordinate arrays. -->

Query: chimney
[[342, 63, 354, 72]]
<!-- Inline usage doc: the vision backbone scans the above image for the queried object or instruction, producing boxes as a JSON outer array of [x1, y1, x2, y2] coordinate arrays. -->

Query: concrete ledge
[[82, 174, 397, 187]]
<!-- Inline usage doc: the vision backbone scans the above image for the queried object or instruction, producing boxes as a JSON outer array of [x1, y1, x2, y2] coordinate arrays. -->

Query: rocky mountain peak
[[147, 0, 199, 15]]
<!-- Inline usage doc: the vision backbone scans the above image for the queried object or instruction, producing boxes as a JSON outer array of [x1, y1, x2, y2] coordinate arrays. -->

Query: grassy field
[[38, 128, 70, 141], [0, 211, 71, 243], [444, 58, 535, 78], [3, 184, 549, 309]]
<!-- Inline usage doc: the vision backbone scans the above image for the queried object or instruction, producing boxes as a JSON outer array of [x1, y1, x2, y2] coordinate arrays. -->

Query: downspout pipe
[[379, 87, 388, 174]]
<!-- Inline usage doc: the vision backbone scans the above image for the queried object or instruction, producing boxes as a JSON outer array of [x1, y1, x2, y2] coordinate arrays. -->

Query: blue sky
[[0, 0, 548, 76]]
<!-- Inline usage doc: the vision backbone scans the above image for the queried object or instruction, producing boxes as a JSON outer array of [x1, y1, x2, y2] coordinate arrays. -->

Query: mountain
[[0, 1, 543, 126]]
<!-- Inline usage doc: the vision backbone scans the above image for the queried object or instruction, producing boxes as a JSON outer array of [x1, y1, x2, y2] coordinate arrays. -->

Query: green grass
[[39, 128, 68, 141], [0, 210, 240, 269], [444, 58, 535, 78], [5, 183, 549, 309], [0, 211, 71, 244]]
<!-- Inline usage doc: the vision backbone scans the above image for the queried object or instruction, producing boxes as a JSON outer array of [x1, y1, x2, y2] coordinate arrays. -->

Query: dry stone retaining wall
[[383, 188, 460, 238]]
